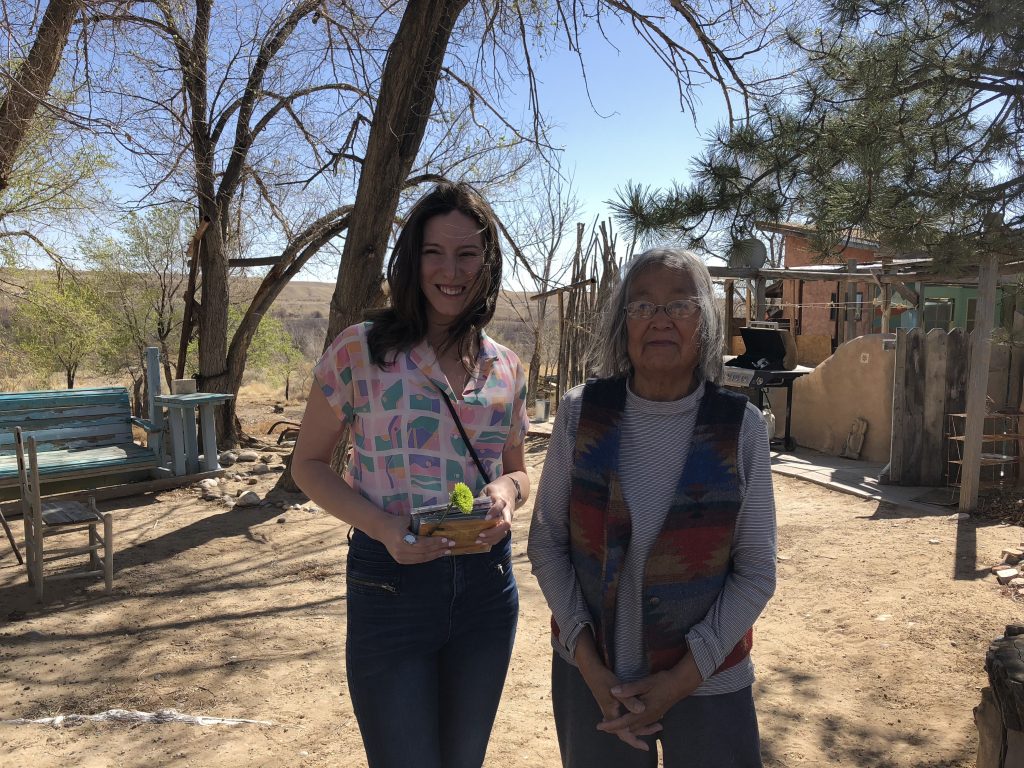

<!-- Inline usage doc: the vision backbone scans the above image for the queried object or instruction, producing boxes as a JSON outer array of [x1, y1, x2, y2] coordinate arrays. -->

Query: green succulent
[[450, 482, 474, 514], [433, 481, 475, 530]]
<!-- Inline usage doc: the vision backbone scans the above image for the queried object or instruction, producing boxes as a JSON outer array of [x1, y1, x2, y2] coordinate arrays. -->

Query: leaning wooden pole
[[960, 254, 999, 511], [176, 217, 210, 379]]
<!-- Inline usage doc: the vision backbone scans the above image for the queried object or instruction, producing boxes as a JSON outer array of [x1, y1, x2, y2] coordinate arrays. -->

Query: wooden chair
[[15, 427, 113, 601]]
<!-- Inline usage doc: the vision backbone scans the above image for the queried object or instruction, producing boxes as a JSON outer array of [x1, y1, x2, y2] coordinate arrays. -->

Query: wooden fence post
[[146, 346, 165, 460], [921, 329, 949, 486], [890, 328, 908, 484], [961, 255, 999, 511], [845, 259, 857, 342]]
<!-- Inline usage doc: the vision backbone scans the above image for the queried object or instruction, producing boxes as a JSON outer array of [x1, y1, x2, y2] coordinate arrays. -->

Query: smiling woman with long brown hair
[[292, 181, 530, 768]]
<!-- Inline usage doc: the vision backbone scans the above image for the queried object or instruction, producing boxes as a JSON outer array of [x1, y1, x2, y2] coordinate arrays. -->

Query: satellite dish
[[728, 238, 768, 269]]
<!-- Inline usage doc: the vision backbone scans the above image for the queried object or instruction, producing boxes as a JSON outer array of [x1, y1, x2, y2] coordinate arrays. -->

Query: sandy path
[[0, 436, 1020, 767]]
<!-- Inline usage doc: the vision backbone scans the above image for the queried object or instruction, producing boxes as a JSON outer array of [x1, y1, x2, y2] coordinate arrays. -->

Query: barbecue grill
[[724, 323, 813, 450]]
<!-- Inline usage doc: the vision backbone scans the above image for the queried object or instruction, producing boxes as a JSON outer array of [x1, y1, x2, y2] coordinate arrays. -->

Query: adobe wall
[[782, 334, 894, 462]]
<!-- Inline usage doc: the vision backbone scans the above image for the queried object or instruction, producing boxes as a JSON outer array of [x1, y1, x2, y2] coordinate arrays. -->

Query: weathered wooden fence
[[889, 328, 1024, 486], [555, 221, 620, 403]]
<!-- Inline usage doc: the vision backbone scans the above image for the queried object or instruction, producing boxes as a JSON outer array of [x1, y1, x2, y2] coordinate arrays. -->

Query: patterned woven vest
[[566, 376, 753, 675]]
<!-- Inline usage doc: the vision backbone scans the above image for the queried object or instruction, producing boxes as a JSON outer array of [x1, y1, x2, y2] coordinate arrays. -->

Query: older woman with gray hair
[[527, 248, 776, 767]]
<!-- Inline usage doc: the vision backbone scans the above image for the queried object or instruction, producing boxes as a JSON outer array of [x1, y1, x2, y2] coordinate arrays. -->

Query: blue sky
[[526, 18, 729, 229], [299, 26, 729, 284]]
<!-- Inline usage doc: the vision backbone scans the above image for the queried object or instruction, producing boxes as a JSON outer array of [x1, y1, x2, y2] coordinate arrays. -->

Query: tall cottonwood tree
[[0, 0, 83, 194], [325, 0, 471, 342], [69, 0, 382, 441], [0, 2, 111, 266], [22, 0, 780, 448], [75, 1, 531, 444], [323, 0, 787, 343]]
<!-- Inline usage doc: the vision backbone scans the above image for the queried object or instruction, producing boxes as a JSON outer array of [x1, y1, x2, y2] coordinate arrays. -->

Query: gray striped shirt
[[527, 379, 777, 695]]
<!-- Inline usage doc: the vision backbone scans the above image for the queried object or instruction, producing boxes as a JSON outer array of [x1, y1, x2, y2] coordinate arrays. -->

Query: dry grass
[[237, 381, 288, 403]]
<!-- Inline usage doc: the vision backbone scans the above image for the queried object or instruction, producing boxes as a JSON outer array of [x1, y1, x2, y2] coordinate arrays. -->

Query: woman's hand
[[476, 441, 528, 549], [580, 657, 662, 750], [369, 513, 453, 565], [596, 653, 702, 737], [574, 629, 661, 751], [476, 476, 516, 547]]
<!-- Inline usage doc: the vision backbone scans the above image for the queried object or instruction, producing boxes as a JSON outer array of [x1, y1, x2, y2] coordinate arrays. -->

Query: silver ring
[[402, 533, 417, 546]]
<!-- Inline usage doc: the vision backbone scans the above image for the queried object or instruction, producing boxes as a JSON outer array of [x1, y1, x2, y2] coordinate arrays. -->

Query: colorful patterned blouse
[[313, 322, 528, 515]]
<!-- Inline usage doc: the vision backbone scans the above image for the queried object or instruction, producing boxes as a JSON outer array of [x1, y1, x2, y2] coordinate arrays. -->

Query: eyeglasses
[[624, 299, 700, 320]]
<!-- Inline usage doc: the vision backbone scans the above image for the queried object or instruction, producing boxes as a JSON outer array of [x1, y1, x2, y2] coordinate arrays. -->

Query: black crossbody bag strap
[[438, 388, 492, 484]]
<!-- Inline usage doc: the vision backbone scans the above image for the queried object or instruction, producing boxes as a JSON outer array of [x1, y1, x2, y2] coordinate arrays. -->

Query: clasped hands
[[580, 650, 702, 752]]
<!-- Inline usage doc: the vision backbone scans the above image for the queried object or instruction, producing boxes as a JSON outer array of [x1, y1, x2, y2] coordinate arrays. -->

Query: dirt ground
[[1, 398, 1022, 768]]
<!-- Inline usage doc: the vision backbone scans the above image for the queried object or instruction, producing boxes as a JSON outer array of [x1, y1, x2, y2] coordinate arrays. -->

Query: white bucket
[[171, 378, 197, 394], [534, 399, 550, 422]]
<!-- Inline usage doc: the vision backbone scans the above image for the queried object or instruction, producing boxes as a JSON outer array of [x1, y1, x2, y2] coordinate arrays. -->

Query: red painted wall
[[780, 233, 879, 347]]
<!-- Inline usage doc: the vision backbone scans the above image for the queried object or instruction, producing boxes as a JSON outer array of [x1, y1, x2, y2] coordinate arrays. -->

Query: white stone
[[236, 450, 260, 463], [946, 512, 970, 521], [928, 538, 941, 545], [996, 568, 1020, 584], [198, 478, 219, 490]]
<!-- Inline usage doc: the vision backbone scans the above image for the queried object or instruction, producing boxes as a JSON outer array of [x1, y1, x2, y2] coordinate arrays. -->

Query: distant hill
[[272, 281, 539, 361], [272, 280, 532, 322], [0, 269, 542, 364]]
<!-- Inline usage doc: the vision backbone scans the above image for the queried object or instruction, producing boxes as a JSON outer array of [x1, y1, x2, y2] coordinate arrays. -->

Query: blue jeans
[[345, 529, 519, 768], [551, 653, 762, 768]]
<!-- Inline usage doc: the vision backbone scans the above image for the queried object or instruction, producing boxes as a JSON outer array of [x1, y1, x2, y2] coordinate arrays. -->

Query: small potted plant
[[410, 482, 497, 554]]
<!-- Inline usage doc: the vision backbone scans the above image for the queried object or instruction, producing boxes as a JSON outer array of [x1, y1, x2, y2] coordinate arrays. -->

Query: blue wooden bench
[[0, 387, 162, 492]]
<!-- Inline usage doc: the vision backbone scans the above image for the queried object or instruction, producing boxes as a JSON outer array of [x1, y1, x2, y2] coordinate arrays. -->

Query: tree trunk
[[131, 373, 144, 417], [324, 0, 470, 345], [159, 339, 174, 391], [278, 0, 467, 494], [200, 225, 231, 436], [221, 210, 353, 448], [527, 264, 553, 402], [527, 344, 542, 403], [0, 0, 81, 193], [184, 0, 233, 435]]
